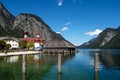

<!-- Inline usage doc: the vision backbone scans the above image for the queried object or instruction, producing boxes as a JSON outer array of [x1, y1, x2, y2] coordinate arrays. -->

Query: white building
[[22, 31, 45, 50], [3, 37, 19, 49]]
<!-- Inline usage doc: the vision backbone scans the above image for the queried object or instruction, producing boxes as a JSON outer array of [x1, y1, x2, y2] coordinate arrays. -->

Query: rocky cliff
[[14, 13, 64, 40], [0, 2, 15, 36], [0, 2, 15, 27]]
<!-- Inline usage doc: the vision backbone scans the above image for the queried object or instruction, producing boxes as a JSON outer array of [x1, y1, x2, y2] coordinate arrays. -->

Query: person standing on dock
[[4, 50, 7, 54]]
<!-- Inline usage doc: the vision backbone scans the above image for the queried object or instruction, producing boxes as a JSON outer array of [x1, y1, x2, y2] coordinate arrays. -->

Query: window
[[58, 44, 60, 46], [15, 44, 17, 46]]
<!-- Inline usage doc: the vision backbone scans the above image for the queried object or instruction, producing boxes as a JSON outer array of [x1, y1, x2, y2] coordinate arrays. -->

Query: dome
[[36, 32, 40, 35], [24, 30, 28, 34]]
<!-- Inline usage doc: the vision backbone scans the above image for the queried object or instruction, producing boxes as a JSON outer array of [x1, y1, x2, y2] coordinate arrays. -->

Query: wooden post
[[94, 53, 99, 80], [58, 74, 61, 80], [22, 54, 26, 80], [58, 53, 62, 74]]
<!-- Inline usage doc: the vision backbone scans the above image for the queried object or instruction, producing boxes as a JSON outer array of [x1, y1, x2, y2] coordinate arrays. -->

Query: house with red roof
[[21, 31, 45, 50]]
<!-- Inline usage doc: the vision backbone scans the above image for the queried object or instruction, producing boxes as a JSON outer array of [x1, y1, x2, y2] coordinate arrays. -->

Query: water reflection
[[90, 49, 120, 80], [22, 54, 26, 80], [0, 52, 75, 80], [58, 74, 62, 80], [26, 53, 59, 80], [22, 73, 26, 80], [89, 49, 120, 71], [4, 56, 19, 62], [1, 49, 120, 80], [99, 50, 120, 70], [58, 53, 62, 74]]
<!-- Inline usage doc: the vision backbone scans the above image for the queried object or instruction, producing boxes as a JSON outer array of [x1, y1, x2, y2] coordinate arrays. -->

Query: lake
[[0, 49, 120, 80]]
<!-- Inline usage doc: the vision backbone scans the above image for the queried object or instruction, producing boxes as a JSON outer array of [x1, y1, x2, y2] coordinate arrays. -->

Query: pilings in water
[[58, 73, 61, 80], [22, 54, 27, 80], [58, 53, 62, 74], [94, 53, 99, 80]]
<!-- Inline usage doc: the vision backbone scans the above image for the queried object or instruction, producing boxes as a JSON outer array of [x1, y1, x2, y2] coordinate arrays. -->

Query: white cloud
[[85, 29, 102, 36], [56, 32, 61, 34], [62, 27, 68, 31], [58, 0, 63, 6], [65, 22, 72, 26]]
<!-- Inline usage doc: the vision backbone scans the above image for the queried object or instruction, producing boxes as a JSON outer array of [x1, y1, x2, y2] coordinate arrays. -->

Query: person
[[4, 50, 7, 54]]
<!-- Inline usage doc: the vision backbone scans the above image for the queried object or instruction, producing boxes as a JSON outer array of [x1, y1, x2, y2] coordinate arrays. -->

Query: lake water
[[0, 49, 120, 80]]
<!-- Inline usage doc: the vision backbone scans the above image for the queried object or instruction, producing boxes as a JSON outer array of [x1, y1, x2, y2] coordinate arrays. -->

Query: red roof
[[21, 38, 45, 42]]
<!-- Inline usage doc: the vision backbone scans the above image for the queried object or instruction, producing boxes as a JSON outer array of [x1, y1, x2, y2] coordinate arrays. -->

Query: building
[[21, 31, 45, 50], [0, 31, 45, 50], [43, 39, 75, 54], [0, 37, 19, 49]]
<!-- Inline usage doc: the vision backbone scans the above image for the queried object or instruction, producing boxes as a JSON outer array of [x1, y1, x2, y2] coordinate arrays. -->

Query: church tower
[[24, 31, 28, 38]]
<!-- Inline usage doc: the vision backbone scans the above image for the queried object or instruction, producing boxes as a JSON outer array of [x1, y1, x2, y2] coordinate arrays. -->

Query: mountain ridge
[[0, 2, 15, 27], [79, 27, 120, 48]]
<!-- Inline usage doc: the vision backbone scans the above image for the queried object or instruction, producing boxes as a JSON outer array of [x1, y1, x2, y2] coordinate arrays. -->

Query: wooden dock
[[0, 51, 42, 57]]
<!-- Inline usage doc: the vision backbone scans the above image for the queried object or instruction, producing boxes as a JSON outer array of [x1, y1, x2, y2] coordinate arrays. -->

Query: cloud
[[65, 22, 72, 26], [56, 32, 61, 34], [58, 0, 63, 6], [62, 27, 68, 31], [85, 29, 102, 36]]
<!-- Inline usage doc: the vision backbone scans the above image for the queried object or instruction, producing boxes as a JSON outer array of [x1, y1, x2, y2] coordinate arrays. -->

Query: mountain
[[0, 2, 65, 41], [103, 27, 120, 48], [0, 2, 15, 27], [79, 38, 96, 48], [14, 13, 64, 40], [0, 2, 15, 36], [79, 27, 120, 48]]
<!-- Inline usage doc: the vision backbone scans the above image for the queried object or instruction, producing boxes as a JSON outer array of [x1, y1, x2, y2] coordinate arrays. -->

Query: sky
[[1, 0, 120, 46]]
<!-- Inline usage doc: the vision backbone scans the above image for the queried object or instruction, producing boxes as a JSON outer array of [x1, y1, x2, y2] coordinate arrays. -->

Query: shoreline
[[0, 51, 42, 57]]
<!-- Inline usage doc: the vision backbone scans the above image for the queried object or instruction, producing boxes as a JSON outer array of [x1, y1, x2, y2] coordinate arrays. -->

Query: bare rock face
[[100, 30, 117, 46], [79, 27, 120, 48], [14, 13, 64, 40], [0, 2, 15, 27], [0, 2, 15, 36]]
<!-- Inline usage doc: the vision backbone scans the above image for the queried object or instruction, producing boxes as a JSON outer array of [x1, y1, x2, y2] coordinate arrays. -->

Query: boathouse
[[43, 39, 75, 53]]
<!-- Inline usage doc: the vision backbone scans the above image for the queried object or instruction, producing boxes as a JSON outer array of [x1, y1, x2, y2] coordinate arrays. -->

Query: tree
[[6, 44, 11, 49], [0, 40, 6, 50], [19, 40, 27, 49], [27, 42, 34, 50]]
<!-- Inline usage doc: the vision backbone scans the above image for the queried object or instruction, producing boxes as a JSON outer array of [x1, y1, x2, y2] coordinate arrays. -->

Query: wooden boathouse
[[43, 39, 75, 54]]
